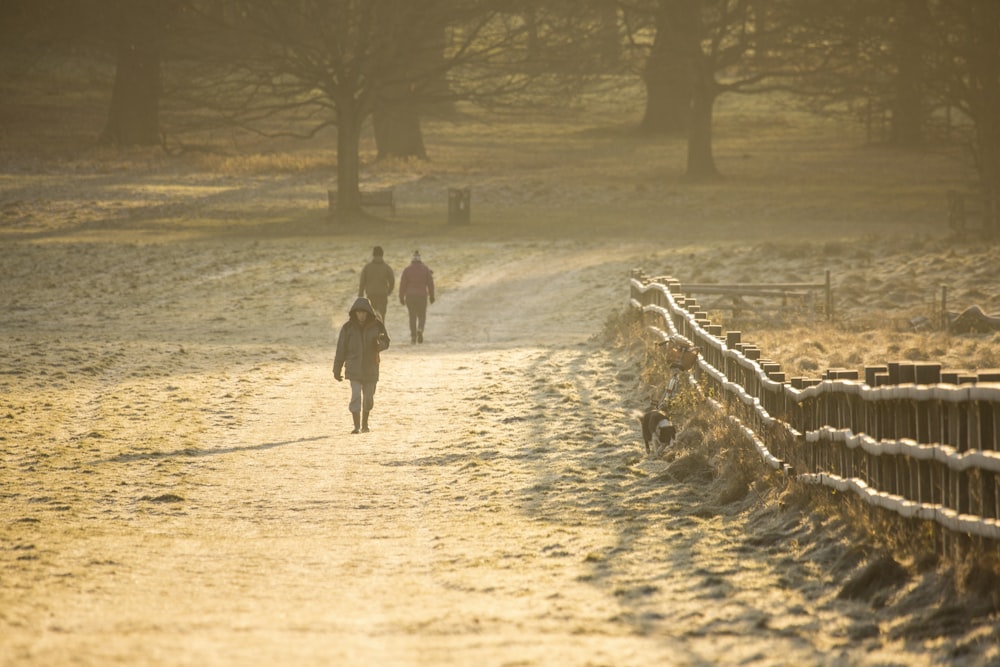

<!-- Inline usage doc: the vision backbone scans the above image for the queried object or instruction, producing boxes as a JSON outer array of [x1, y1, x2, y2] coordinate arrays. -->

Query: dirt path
[[0, 237, 989, 666]]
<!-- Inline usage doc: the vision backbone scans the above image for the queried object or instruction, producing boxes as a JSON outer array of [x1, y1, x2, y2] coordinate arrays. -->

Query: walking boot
[[417, 329, 423, 344], [361, 410, 370, 433], [411, 331, 417, 344], [351, 412, 361, 434]]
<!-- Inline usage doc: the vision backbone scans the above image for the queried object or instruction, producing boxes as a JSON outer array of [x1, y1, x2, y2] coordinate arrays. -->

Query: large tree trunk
[[978, 110, 1000, 198], [890, 0, 927, 147], [334, 107, 364, 222], [523, 6, 540, 61], [665, 0, 717, 179], [595, 0, 621, 67], [99, 0, 163, 146], [639, 1, 692, 135], [373, 20, 448, 160], [686, 74, 718, 179], [972, 0, 1000, 196], [374, 88, 427, 160]]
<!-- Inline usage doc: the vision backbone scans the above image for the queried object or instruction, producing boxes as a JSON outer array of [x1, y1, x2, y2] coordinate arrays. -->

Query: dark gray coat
[[333, 298, 390, 382], [358, 257, 395, 298]]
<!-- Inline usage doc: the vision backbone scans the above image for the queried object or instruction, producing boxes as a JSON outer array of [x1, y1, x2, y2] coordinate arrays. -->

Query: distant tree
[[925, 0, 1000, 195], [621, 1, 812, 179], [100, 0, 177, 146], [371, 22, 449, 160], [0, 1, 62, 75], [373, 89, 429, 161], [594, 0, 624, 66], [0, 0, 174, 147], [890, 0, 928, 146], [180, 1, 540, 220], [669, 0, 717, 178], [655, 0, 783, 179], [521, 0, 623, 69], [374, 0, 619, 161], [773, 0, 932, 147], [0, 1, 108, 74], [624, 1, 932, 179], [626, 0, 693, 135], [780, 0, 999, 193]]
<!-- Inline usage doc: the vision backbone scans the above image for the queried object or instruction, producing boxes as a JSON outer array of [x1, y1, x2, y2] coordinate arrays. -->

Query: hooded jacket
[[333, 297, 390, 382]]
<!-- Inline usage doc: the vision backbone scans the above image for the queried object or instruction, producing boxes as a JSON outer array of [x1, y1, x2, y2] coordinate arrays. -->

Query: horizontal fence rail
[[630, 270, 1000, 544], [677, 273, 833, 321]]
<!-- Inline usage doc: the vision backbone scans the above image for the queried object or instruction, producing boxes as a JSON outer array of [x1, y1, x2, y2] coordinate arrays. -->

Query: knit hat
[[412, 250, 421, 261], [373, 245, 384, 257]]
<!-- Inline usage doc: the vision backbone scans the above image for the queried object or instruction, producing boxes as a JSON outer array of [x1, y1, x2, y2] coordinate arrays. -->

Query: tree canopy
[[4, 0, 998, 206]]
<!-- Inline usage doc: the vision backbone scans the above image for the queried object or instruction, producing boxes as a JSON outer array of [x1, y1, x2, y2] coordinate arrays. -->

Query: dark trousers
[[405, 295, 428, 336]]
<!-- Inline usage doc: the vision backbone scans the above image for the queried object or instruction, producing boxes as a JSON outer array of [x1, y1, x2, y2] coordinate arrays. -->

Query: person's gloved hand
[[333, 370, 343, 381]]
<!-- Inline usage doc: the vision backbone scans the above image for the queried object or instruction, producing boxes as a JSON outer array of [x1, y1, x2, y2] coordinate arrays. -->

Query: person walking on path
[[399, 250, 435, 344], [358, 245, 395, 322], [333, 297, 390, 433]]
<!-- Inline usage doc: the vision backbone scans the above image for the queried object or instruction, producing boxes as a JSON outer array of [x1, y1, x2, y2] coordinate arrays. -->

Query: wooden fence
[[630, 270, 1000, 548]]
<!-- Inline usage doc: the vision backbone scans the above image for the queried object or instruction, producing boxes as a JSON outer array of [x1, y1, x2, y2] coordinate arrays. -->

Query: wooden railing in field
[[630, 270, 1000, 547]]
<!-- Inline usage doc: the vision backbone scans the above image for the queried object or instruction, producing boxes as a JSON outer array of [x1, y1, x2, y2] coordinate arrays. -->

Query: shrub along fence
[[630, 270, 1000, 553]]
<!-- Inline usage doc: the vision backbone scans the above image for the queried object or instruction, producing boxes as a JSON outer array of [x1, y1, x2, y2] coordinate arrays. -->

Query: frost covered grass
[[3, 72, 1000, 665]]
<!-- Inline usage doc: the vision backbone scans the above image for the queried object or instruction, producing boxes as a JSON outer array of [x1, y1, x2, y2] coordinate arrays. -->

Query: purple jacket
[[399, 260, 434, 301]]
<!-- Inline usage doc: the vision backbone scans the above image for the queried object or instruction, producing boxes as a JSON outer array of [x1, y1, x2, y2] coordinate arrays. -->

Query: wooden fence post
[[825, 270, 832, 321], [942, 285, 949, 331]]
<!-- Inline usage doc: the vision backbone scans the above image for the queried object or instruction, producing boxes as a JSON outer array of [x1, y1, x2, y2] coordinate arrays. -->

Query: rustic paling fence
[[630, 270, 1000, 549]]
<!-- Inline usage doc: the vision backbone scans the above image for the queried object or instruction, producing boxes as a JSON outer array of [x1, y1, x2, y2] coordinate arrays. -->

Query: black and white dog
[[637, 336, 695, 457], [640, 407, 677, 457]]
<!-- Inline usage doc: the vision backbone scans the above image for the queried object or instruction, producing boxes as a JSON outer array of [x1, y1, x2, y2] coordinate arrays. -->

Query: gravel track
[[1, 236, 995, 666]]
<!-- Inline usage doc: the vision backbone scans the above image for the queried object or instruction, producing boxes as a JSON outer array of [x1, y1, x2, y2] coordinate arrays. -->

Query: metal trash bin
[[448, 188, 471, 225]]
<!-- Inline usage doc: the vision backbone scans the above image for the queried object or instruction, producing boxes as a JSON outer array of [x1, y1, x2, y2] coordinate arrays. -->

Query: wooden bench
[[947, 190, 997, 238], [327, 188, 396, 217]]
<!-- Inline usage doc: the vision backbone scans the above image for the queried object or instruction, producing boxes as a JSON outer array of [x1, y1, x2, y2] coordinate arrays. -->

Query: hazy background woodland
[[1, 0, 997, 224]]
